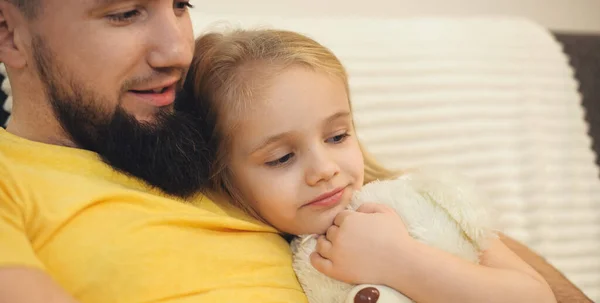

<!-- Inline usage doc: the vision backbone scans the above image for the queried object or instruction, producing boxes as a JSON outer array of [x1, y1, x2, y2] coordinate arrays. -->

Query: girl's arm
[[311, 203, 556, 303], [382, 234, 556, 303]]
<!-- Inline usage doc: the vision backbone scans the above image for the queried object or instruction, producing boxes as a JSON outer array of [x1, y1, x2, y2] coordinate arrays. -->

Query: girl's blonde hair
[[185, 28, 398, 219]]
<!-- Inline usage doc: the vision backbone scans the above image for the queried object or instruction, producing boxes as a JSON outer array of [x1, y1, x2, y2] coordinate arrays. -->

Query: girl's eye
[[265, 153, 295, 167], [326, 133, 350, 144], [106, 9, 141, 24]]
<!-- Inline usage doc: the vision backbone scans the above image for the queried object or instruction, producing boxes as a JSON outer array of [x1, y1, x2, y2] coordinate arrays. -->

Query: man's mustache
[[122, 68, 188, 92]]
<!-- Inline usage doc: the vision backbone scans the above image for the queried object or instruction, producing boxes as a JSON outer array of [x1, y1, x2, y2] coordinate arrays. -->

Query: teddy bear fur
[[291, 169, 497, 303]]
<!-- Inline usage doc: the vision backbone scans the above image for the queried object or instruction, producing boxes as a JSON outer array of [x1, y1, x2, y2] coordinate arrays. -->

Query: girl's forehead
[[224, 65, 351, 152]]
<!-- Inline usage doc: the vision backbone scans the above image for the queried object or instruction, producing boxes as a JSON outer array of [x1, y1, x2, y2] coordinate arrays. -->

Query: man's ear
[[0, 2, 27, 69]]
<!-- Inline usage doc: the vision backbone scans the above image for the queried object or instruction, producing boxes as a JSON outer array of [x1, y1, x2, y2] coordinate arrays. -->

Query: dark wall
[[0, 79, 7, 125], [554, 32, 600, 170]]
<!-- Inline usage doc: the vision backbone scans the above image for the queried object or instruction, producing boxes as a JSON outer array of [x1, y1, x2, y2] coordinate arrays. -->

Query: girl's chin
[[301, 210, 347, 235], [286, 202, 351, 235]]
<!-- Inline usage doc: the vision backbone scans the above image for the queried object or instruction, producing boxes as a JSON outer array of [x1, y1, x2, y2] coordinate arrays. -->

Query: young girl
[[184, 28, 556, 303]]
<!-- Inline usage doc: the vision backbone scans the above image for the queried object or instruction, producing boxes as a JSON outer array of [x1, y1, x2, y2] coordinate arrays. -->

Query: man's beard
[[32, 35, 212, 199]]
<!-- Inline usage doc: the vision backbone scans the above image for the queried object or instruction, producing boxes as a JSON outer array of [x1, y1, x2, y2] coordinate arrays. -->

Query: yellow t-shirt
[[0, 129, 307, 303]]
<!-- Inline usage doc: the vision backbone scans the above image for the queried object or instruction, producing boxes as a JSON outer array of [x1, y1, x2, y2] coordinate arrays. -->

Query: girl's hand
[[310, 203, 415, 285]]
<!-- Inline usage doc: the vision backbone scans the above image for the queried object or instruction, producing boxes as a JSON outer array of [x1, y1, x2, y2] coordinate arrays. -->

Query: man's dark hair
[[8, 0, 38, 18]]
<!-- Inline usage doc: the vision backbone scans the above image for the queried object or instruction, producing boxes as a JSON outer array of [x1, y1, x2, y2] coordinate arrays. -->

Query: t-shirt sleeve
[[0, 162, 44, 269]]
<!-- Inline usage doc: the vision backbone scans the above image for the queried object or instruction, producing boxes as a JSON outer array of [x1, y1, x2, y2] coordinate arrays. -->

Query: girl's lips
[[305, 187, 345, 208]]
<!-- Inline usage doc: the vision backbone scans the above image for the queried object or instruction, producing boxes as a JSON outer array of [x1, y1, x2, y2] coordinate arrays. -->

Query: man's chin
[[129, 105, 175, 124], [93, 106, 211, 198]]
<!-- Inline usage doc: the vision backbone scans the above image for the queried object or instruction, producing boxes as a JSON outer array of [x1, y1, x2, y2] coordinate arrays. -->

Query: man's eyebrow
[[94, 0, 149, 7], [94, 0, 120, 5]]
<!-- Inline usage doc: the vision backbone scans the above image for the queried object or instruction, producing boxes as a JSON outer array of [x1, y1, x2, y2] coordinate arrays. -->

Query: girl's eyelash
[[265, 153, 295, 167], [327, 132, 351, 144], [263, 132, 350, 167]]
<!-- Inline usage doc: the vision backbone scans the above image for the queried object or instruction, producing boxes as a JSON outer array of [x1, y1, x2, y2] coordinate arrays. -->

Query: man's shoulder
[[0, 140, 62, 190], [0, 147, 19, 188]]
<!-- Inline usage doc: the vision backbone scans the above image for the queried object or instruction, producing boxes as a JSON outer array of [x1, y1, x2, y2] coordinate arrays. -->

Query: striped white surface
[[192, 14, 600, 300]]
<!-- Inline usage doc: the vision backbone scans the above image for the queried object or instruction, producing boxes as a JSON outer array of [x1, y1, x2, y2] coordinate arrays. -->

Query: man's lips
[[128, 83, 177, 107], [304, 187, 346, 208]]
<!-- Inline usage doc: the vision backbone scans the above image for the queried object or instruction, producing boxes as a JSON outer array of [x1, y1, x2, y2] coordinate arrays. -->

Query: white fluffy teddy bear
[[291, 169, 497, 303]]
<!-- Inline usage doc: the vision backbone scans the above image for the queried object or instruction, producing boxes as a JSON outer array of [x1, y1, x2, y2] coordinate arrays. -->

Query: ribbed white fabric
[[192, 14, 600, 300]]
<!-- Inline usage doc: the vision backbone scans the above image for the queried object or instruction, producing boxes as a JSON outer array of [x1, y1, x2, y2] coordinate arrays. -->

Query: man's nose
[[146, 11, 194, 71]]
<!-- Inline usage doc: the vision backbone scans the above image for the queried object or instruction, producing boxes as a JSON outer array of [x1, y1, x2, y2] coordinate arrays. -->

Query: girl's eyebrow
[[249, 111, 351, 155], [250, 131, 294, 155], [322, 111, 351, 127]]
